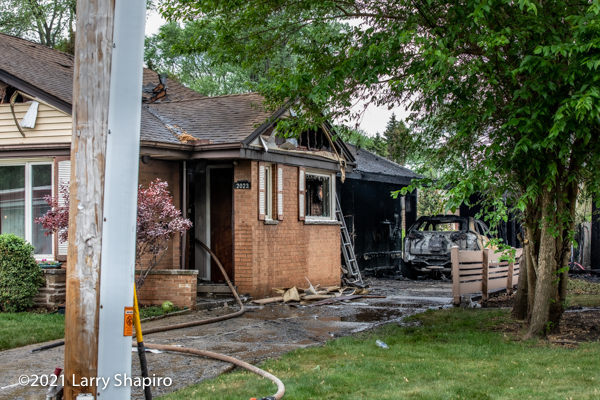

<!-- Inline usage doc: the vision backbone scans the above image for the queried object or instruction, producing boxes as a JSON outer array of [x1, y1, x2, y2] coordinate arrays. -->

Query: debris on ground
[[255, 277, 380, 306]]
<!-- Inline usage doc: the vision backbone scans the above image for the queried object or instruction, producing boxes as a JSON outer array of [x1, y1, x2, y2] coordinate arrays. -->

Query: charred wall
[[337, 177, 416, 276]]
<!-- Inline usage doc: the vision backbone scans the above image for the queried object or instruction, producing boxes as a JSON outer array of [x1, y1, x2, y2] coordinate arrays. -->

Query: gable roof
[[343, 143, 421, 185], [0, 32, 206, 125], [0, 33, 353, 168], [144, 93, 273, 144]]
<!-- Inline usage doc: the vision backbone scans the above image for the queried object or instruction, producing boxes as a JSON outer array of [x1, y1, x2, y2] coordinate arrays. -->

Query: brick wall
[[136, 269, 198, 309], [34, 269, 66, 307], [138, 159, 182, 270], [233, 160, 341, 298]]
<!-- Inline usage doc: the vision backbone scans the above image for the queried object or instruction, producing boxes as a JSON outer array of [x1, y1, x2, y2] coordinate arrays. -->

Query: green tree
[[1, 1, 158, 53], [336, 125, 387, 157], [145, 17, 348, 97], [145, 21, 257, 96], [0, 0, 76, 49], [161, 0, 600, 338], [383, 113, 412, 166]]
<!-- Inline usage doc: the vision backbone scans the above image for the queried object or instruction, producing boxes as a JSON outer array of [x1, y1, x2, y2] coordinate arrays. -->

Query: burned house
[[0, 33, 356, 305], [337, 144, 420, 277]]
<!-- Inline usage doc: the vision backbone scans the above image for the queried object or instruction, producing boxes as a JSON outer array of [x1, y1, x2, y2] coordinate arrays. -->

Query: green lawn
[[568, 294, 600, 307], [161, 308, 600, 400], [0, 312, 64, 351], [567, 278, 600, 307]]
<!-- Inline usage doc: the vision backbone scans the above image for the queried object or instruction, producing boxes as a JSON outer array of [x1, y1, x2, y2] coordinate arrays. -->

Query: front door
[[209, 167, 233, 282]]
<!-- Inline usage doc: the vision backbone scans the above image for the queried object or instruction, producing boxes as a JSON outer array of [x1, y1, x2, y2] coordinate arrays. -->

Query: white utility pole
[[65, 0, 146, 398]]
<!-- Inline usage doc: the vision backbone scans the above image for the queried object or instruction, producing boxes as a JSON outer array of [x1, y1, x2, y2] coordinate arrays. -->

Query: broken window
[[416, 219, 463, 232], [305, 173, 332, 219]]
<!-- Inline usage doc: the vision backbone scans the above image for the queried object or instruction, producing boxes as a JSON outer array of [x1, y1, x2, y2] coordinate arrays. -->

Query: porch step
[[197, 284, 237, 294]]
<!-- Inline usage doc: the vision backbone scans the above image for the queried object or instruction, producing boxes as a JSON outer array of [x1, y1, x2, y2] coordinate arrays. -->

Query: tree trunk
[[525, 190, 557, 339], [527, 235, 537, 321], [512, 239, 528, 320]]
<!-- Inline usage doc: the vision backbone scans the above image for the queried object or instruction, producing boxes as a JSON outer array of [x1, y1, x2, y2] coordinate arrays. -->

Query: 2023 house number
[[234, 181, 251, 189]]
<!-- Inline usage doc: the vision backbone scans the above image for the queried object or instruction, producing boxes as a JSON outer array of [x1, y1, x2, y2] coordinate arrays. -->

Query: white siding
[[0, 102, 72, 145]]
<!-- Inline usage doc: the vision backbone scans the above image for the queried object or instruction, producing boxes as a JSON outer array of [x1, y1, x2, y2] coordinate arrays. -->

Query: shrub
[[36, 178, 192, 289], [0, 234, 44, 312]]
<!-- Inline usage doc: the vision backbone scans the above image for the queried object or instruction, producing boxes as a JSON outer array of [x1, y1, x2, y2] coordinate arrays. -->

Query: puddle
[[358, 301, 424, 308], [340, 307, 407, 323]]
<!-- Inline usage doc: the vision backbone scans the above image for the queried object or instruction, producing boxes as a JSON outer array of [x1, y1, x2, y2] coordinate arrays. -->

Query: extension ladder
[[335, 194, 363, 284]]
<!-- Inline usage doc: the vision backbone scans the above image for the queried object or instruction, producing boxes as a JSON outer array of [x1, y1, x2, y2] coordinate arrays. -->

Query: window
[[415, 219, 464, 232], [0, 160, 53, 257], [265, 164, 272, 219], [305, 171, 334, 220], [258, 162, 273, 220]]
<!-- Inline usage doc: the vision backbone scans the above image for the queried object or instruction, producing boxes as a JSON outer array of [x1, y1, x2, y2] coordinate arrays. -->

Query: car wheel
[[401, 261, 418, 280]]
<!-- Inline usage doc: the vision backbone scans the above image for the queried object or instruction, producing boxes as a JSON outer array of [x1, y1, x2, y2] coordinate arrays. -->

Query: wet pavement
[[0, 279, 452, 399]]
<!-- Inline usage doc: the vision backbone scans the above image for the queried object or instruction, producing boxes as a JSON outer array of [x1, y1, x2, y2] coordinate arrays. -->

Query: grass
[[567, 278, 600, 307], [568, 294, 600, 307], [0, 304, 181, 351], [567, 278, 600, 295], [161, 308, 600, 400], [139, 305, 182, 320], [0, 312, 64, 351]]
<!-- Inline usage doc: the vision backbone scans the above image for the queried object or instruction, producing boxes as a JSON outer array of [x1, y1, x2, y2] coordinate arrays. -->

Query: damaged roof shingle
[[344, 143, 422, 184], [145, 93, 273, 144], [0, 34, 342, 151]]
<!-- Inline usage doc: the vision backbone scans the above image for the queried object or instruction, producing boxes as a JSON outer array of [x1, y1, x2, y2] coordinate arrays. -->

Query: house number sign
[[234, 180, 251, 189]]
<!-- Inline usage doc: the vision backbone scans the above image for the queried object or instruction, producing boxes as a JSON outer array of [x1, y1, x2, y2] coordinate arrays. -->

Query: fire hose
[[135, 239, 245, 336], [35, 239, 284, 400], [131, 239, 284, 400]]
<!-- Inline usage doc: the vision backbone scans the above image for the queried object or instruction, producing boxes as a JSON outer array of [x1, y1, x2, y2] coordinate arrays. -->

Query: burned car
[[402, 215, 491, 278]]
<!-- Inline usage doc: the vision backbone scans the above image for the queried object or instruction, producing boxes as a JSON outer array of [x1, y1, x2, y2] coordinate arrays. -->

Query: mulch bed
[[481, 290, 600, 344], [480, 292, 516, 308], [548, 309, 600, 343]]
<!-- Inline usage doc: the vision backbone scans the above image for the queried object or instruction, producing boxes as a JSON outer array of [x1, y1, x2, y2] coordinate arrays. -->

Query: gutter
[[0, 69, 72, 114]]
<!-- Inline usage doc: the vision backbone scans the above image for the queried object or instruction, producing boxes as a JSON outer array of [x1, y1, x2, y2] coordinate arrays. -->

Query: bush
[[0, 234, 44, 312]]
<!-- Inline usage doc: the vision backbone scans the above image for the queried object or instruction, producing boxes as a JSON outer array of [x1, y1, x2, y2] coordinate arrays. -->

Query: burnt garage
[[337, 144, 420, 277]]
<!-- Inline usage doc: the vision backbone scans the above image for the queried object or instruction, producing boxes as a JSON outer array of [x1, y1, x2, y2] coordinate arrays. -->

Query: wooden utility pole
[[64, 0, 115, 397], [64, 0, 146, 398]]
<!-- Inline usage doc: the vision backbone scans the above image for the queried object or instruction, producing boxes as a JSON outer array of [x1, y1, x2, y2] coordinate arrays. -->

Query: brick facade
[[138, 159, 182, 270], [136, 269, 198, 309], [233, 160, 341, 298], [34, 269, 66, 307]]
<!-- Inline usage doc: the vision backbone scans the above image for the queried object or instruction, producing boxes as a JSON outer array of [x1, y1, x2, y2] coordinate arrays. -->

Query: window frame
[[264, 164, 273, 220], [304, 169, 335, 221], [0, 158, 54, 260]]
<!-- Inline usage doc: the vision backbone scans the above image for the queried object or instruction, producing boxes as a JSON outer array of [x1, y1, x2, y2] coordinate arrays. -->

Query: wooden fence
[[451, 246, 523, 305]]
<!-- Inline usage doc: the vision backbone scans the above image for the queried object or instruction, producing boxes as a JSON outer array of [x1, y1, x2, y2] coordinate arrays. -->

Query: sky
[[144, 11, 408, 136]]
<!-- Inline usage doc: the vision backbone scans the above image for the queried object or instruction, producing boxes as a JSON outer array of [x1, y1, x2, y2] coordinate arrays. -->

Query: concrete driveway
[[0, 279, 452, 399]]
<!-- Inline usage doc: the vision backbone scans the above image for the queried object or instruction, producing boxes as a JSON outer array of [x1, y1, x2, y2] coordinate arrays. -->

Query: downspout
[[181, 160, 187, 269]]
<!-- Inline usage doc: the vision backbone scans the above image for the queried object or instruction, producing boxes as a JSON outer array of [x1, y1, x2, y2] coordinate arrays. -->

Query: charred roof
[[342, 143, 422, 185]]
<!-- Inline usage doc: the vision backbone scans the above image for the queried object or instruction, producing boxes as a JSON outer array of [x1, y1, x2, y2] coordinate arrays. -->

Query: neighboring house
[[337, 144, 420, 276], [0, 33, 356, 300]]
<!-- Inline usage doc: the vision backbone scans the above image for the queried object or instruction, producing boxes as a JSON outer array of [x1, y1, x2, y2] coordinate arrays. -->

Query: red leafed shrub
[[135, 179, 192, 287], [34, 182, 69, 244], [35, 179, 192, 289]]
